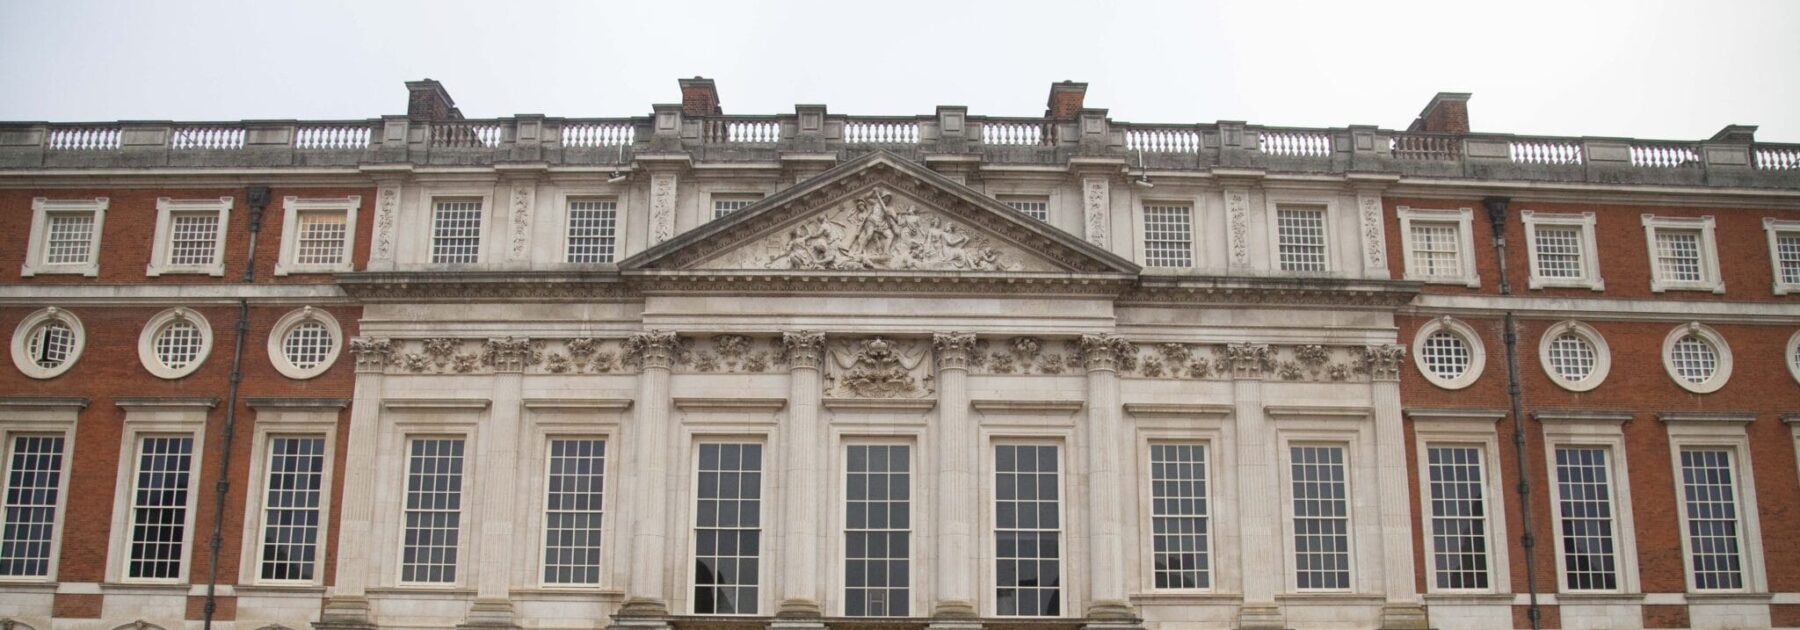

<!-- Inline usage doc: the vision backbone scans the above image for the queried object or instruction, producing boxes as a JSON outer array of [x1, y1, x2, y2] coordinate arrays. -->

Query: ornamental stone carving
[[649, 173, 676, 244], [1357, 193, 1387, 271], [1083, 177, 1109, 247], [373, 186, 399, 261], [1356, 344, 1407, 381], [1225, 343, 1274, 379], [349, 336, 395, 372], [481, 336, 540, 373], [780, 331, 826, 371], [827, 337, 932, 398], [624, 330, 683, 370], [509, 185, 534, 260], [1078, 334, 1136, 372], [716, 187, 1025, 272], [1226, 189, 1250, 266], [932, 332, 978, 371]]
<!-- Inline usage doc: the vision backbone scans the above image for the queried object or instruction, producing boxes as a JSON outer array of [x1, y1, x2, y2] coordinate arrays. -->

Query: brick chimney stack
[[1408, 92, 1471, 134], [1045, 81, 1088, 119], [680, 77, 723, 116], [405, 79, 462, 121]]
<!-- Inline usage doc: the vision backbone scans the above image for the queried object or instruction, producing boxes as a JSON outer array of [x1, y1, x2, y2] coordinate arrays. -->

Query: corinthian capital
[[1357, 344, 1406, 382], [780, 331, 827, 370], [481, 336, 539, 373], [348, 336, 394, 373], [932, 332, 978, 370], [624, 330, 683, 370], [1078, 334, 1135, 372], [1225, 343, 1273, 379]]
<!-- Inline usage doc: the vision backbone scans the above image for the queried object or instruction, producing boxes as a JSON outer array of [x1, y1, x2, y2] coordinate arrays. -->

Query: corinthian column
[[315, 338, 393, 630], [615, 331, 681, 623], [777, 331, 827, 624], [1078, 335, 1140, 629], [462, 337, 533, 628], [929, 333, 980, 628], [1364, 345, 1427, 630], [1227, 343, 1283, 630]]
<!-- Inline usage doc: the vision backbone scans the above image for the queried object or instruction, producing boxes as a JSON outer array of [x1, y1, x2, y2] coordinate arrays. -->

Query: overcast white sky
[[2, 0, 1797, 141]]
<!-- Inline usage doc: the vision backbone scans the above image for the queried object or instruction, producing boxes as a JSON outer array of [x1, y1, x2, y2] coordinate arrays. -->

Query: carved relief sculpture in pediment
[[825, 336, 934, 398], [707, 187, 1035, 272]]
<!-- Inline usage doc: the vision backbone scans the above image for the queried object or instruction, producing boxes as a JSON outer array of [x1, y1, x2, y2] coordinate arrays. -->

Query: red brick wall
[[0, 302, 358, 594], [2, 186, 376, 285]]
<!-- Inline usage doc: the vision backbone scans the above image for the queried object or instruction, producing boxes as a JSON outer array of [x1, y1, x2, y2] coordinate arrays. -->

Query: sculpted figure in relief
[[760, 187, 1018, 272]]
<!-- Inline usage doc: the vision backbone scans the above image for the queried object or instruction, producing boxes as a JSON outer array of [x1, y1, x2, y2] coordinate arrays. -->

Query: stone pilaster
[[1077, 334, 1142, 629], [614, 331, 682, 624], [777, 331, 827, 625], [315, 338, 393, 630], [461, 338, 535, 629], [1227, 343, 1283, 630], [1354, 188, 1389, 277], [1369, 344, 1427, 630], [929, 332, 980, 628]]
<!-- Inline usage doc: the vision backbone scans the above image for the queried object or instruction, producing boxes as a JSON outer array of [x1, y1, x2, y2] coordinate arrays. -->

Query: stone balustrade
[[0, 108, 1795, 189]]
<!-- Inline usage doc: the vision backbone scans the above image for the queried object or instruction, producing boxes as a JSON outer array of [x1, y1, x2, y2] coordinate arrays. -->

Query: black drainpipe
[[1484, 196, 1541, 630], [204, 185, 270, 630]]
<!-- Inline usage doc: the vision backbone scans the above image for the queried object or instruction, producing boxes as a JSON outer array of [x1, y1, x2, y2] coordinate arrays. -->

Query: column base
[[930, 599, 980, 621], [925, 621, 984, 630], [776, 597, 824, 619], [769, 621, 828, 630], [314, 596, 375, 630], [1236, 604, 1288, 630], [1083, 599, 1144, 629], [1379, 603, 1430, 630], [614, 598, 670, 618], [456, 598, 518, 629]]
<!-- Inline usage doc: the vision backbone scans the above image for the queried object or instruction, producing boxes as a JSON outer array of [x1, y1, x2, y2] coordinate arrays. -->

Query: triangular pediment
[[620, 152, 1140, 275]]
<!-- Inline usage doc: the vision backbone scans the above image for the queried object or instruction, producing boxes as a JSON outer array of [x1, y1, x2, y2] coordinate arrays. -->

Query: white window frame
[[560, 195, 622, 264], [22, 197, 107, 277], [1538, 320, 1613, 393], [523, 401, 624, 590], [421, 192, 494, 266], [1266, 200, 1336, 274], [686, 438, 771, 616], [1130, 405, 1236, 597], [275, 196, 359, 275], [238, 399, 340, 586], [1397, 206, 1481, 287], [1411, 316, 1487, 390], [0, 398, 81, 583], [985, 438, 1069, 618], [1139, 200, 1197, 269], [1763, 218, 1800, 295], [1521, 210, 1604, 291], [267, 306, 344, 380], [1409, 409, 1512, 595], [395, 433, 473, 587], [10, 306, 86, 380], [137, 307, 214, 380], [998, 194, 1051, 222], [147, 196, 232, 277], [1641, 214, 1723, 293], [107, 399, 211, 584], [1661, 322, 1733, 395], [1539, 411, 1640, 595], [1660, 413, 1767, 595], [839, 440, 917, 617], [1279, 440, 1356, 592], [710, 193, 764, 221], [375, 401, 486, 590], [1787, 330, 1800, 386], [1268, 409, 1377, 596]]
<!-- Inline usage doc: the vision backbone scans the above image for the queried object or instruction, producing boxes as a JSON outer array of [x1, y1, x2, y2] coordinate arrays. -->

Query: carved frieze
[[708, 187, 1027, 272], [509, 185, 534, 260], [1225, 189, 1250, 267], [650, 173, 677, 245], [481, 336, 541, 373], [1078, 334, 1137, 372], [825, 337, 933, 398], [373, 186, 399, 261], [1357, 193, 1387, 272]]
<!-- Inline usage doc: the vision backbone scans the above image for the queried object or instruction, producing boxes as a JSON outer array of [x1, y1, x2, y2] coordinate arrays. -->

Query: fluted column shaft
[[778, 332, 827, 619], [1227, 344, 1283, 630], [465, 338, 531, 626], [930, 333, 979, 621], [620, 332, 679, 617], [1078, 335, 1133, 622], [1367, 345, 1427, 630], [318, 339, 393, 627]]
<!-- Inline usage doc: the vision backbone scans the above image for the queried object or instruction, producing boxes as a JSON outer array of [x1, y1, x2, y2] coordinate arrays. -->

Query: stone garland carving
[[1225, 189, 1249, 266], [1358, 194, 1387, 270], [650, 173, 676, 245], [728, 187, 1021, 272], [960, 336, 1376, 382], [825, 337, 933, 398], [690, 334, 778, 373], [509, 185, 534, 260], [373, 186, 398, 260], [1083, 177, 1109, 248]]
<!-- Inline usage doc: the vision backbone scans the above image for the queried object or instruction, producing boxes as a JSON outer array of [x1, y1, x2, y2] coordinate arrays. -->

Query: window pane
[[1426, 446, 1490, 590], [281, 321, 336, 370], [1533, 226, 1584, 279], [1419, 330, 1472, 379], [153, 320, 205, 370], [994, 444, 1061, 617], [1680, 449, 1744, 591], [1547, 333, 1598, 381], [1149, 444, 1210, 590], [1670, 335, 1719, 383], [543, 438, 606, 585], [128, 436, 194, 579], [44, 213, 96, 265], [0, 435, 66, 577], [694, 443, 762, 614], [402, 438, 464, 584], [845, 445, 910, 616], [1654, 229, 1703, 282], [294, 211, 348, 266], [168, 212, 220, 266], [1002, 197, 1049, 222], [431, 200, 483, 264], [27, 321, 75, 369], [1777, 233, 1800, 284], [1291, 445, 1350, 590], [1408, 222, 1462, 278], [260, 437, 326, 581], [1143, 204, 1193, 268], [566, 200, 618, 263], [1277, 207, 1328, 272], [1555, 447, 1618, 591], [712, 196, 760, 220]]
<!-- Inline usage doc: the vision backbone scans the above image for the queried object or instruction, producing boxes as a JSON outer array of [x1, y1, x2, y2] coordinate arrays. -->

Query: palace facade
[[2, 79, 1799, 630]]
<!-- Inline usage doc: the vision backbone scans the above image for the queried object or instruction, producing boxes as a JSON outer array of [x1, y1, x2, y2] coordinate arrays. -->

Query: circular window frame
[[138, 307, 214, 380], [1411, 316, 1486, 390], [1538, 320, 1612, 393], [268, 306, 343, 380], [10, 307, 86, 379], [1662, 322, 1732, 394], [1787, 330, 1800, 386]]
